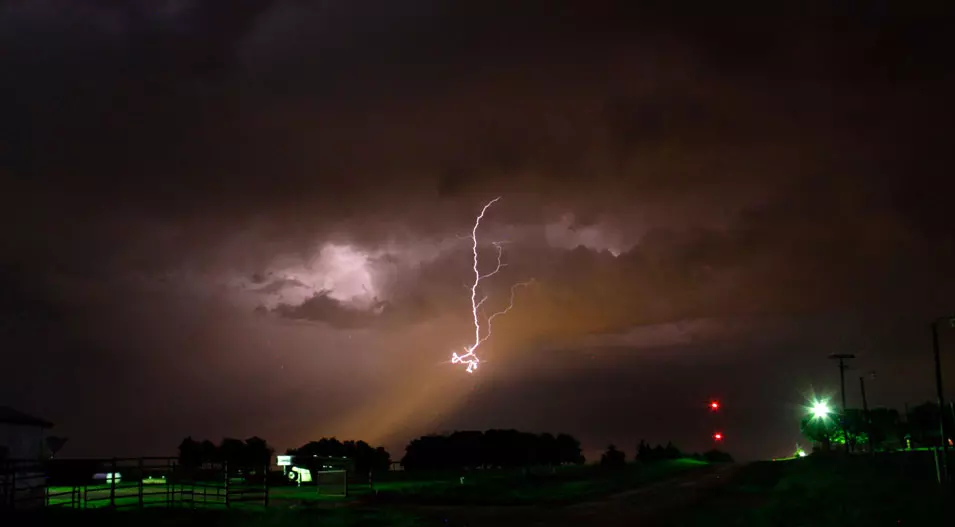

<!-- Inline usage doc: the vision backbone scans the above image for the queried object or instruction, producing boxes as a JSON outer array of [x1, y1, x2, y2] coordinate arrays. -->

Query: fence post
[[10, 467, 16, 510], [166, 459, 171, 508], [109, 458, 117, 509], [138, 458, 144, 509], [263, 462, 270, 508], [224, 461, 230, 509]]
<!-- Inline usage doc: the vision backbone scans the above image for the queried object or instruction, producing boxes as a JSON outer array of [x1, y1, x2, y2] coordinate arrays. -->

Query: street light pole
[[859, 376, 870, 451], [930, 318, 953, 482], [829, 354, 855, 454]]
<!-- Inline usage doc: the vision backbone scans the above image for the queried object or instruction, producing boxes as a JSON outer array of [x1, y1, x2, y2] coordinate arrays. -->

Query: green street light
[[810, 400, 831, 420]]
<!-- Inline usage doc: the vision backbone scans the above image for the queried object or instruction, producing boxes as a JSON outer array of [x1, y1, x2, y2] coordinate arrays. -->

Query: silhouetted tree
[[555, 433, 585, 465], [652, 444, 666, 461], [868, 408, 901, 450], [904, 402, 954, 447], [635, 441, 684, 463], [219, 438, 246, 466], [289, 437, 391, 475], [373, 446, 391, 472], [45, 436, 68, 459], [200, 440, 218, 463], [537, 433, 560, 465], [178, 437, 202, 469], [401, 430, 584, 471], [702, 449, 733, 463], [800, 414, 837, 452], [664, 441, 682, 460], [448, 431, 484, 468], [244, 436, 273, 466], [600, 444, 626, 468], [178, 436, 274, 470]]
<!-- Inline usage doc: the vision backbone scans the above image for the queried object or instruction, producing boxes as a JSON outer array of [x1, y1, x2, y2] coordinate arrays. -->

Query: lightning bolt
[[450, 197, 532, 373]]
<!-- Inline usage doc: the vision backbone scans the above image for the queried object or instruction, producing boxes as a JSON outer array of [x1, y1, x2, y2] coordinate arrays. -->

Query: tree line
[[599, 441, 733, 468], [178, 436, 273, 469], [800, 402, 955, 452], [288, 437, 391, 475], [177, 436, 393, 474], [401, 430, 585, 470]]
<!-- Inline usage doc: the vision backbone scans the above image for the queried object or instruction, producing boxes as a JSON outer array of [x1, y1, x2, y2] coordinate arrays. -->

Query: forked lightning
[[451, 197, 532, 373]]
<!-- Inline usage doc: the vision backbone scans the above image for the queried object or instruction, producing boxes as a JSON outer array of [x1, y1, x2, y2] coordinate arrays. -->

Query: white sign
[[276, 455, 292, 466]]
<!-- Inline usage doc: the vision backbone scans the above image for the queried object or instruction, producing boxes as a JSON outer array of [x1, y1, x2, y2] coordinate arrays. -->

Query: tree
[[800, 415, 837, 452], [448, 431, 484, 468], [652, 444, 667, 461], [836, 409, 869, 451], [201, 440, 218, 464], [904, 402, 954, 447], [600, 444, 626, 468], [537, 433, 560, 465], [663, 441, 682, 460], [555, 433, 585, 465], [401, 430, 584, 471], [290, 437, 391, 475], [702, 449, 733, 463], [178, 437, 202, 470], [636, 439, 652, 463], [45, 436, 68, 459], [867, 408, 901, 450], [219, 438, 246, 466], [244, 436, 273, 467]]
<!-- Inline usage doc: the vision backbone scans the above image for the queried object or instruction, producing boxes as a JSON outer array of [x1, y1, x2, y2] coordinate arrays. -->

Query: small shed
[[0, 407, 53, 509], [0, 407, 53, 460]]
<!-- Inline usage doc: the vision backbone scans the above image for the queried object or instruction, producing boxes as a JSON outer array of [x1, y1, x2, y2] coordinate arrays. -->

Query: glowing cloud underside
[[450, 197, 532, 373]]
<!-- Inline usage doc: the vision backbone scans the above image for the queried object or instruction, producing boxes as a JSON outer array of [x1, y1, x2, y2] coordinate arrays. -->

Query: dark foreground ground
[[5, 454, 953, 526], [663, 453, 953, 526]]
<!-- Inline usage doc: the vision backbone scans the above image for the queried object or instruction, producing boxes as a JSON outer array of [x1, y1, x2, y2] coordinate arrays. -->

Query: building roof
[[0, 407, 53, 428]]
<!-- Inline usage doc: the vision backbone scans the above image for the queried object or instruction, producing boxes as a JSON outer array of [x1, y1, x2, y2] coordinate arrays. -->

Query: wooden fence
[[0, 457, 270, 510]]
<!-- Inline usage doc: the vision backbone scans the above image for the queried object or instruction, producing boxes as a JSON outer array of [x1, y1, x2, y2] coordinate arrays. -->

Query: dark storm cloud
[[251, 276, 308, 295], [271, 292, 387, 328], [3, 1, 955, 459]]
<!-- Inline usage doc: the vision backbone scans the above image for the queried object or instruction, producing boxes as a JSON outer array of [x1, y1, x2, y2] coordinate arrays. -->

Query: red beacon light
[[713, 432, 724, 441], [709, 400, 720, 411]]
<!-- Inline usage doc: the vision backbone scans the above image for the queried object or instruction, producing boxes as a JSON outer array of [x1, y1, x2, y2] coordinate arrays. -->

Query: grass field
[[46, 481, 267, 510], [45, 459, 710, 509], [24, 458, 715, 526], [30, 454, 953, 526], [7, 508, 426, 527], [662, 453, 952, 526], [362, 459, 711, 506]]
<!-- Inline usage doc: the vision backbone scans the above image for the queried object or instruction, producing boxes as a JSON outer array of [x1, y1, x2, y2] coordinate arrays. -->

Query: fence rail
[[0, 457, 270, 510]]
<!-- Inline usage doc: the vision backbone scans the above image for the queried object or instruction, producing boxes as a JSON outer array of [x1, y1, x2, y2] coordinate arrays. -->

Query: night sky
[[3, 1, 955, 462]]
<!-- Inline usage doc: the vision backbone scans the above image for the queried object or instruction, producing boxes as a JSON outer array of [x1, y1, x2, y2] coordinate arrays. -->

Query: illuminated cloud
[[544, 213, 632, 256]]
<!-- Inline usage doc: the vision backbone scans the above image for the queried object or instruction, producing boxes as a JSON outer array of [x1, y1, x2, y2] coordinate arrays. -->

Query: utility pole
[[829, 353, 855, 454], [930, 317, 954, 483], [859, 375, 871, 453]]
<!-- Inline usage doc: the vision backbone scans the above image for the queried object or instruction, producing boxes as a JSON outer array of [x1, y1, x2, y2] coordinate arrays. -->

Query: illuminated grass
[[365, 459, 711, 505], [47, 482, 263, 510], [8, 508, 425, 527], [42, 459, 711, 512]]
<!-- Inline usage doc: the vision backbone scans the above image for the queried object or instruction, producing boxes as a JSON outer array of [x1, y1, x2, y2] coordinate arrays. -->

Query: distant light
[[798, 450, 807, 458], [713, 432, 723, 441], [709, 401, 720, 411]]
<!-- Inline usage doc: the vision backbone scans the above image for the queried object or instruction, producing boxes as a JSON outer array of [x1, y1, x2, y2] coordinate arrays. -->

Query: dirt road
[[423, 464, 740, 527]]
